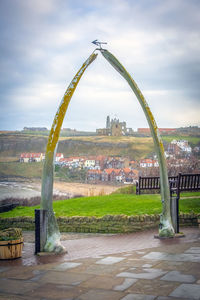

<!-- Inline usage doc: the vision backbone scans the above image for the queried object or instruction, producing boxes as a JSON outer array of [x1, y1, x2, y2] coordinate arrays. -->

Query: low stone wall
[[0, 217, 35, 231], [0, 213, 199, 233], [57, 214, 160, 233], [179, 213, 200, 228]]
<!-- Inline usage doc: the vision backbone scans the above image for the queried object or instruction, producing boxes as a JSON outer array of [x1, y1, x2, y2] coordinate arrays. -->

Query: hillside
[[57, 136, 155, 160], [0, 133, 154, 161], [0, 132, 199, 162], [0, 133, 48, 160]]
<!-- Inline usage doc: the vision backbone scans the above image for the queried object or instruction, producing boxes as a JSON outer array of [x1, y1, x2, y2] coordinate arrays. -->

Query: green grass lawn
[[0, 193, 199, 219]]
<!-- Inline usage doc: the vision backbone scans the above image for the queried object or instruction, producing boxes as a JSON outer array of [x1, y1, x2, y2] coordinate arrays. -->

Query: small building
[[87, 170, 102, 182], [106, 157, 124, 169], [123, 168, 139, 183], [55, 153, 64, 162], [95, 155, 107, 170], [167, 143, 181, 156], [137, 128, 177, 136], [59, 158, 72, 167], [84, 158, 96, 169], [110, 169, 122, 182], [170, 140, 192, 154], [129, 160, 137, 169], [20, 153, 43, 163], [101, 168, 114, 182], [139, 159, 158, 168]]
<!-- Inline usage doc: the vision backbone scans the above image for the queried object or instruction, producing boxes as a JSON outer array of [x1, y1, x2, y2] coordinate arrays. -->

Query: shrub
[[0, 228, 22, 241]]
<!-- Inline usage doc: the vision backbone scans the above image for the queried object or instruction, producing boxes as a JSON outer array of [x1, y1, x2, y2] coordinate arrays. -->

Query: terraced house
[[87, 168, 138, 183]]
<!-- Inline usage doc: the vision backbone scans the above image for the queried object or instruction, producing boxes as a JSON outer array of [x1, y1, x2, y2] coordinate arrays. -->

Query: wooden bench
[[177, 173, 200, 193], [136, 175, 178, 195], [136, 173, 200, 234], [136, 173, 200, 198]]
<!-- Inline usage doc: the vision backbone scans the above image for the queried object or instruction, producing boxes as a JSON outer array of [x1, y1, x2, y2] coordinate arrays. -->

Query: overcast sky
[[0, 0, 199, 131]]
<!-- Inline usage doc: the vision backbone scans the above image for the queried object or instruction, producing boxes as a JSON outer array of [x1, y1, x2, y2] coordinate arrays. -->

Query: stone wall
[[0, 213, 199, 233]]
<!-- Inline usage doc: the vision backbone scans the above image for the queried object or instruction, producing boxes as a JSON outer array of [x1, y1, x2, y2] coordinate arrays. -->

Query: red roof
[[123, 168, 131, 173], [104, 168, 122, 175], [104, 168, 115, 174], [113, 169, 121, 175]]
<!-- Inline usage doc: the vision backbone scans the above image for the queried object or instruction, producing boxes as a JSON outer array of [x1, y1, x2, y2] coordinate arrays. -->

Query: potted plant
[[0, 228, 23, 260]]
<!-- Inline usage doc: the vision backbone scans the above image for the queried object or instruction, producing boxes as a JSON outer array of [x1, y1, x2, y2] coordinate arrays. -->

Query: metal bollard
[[35, 209, 48, 254], [170, 197, 179, 233]]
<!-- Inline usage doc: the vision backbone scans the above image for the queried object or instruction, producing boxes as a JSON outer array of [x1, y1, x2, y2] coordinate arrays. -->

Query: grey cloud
[[0, 0, 199, 130]]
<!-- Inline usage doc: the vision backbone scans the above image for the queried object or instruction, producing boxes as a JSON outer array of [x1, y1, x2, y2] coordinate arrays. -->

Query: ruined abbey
[[96, 116, 134, 136]]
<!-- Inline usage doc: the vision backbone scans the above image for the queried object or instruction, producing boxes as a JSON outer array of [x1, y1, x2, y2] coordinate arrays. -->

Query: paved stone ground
[[0, 227, 200, 299]]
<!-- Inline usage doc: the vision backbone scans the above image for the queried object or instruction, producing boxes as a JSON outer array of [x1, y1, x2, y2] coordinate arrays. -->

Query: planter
[[0, 238, 23, 260]]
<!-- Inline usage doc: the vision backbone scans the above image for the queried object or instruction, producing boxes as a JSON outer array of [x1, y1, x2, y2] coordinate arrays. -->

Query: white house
[[84, 159, 96, 169]]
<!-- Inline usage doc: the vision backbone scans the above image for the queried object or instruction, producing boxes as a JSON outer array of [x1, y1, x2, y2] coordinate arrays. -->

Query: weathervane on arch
[[92, 39, 107, 49]]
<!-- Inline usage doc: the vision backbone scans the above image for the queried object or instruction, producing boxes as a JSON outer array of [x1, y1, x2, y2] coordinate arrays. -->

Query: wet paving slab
[[0, 227, 199, 299], [1, 227, 200, 267], [170, 283, 200, 299]]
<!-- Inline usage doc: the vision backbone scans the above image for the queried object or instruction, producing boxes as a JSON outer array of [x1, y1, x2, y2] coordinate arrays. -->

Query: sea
[[0, 181, 70, 200], [0, 181, 41, 200]]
